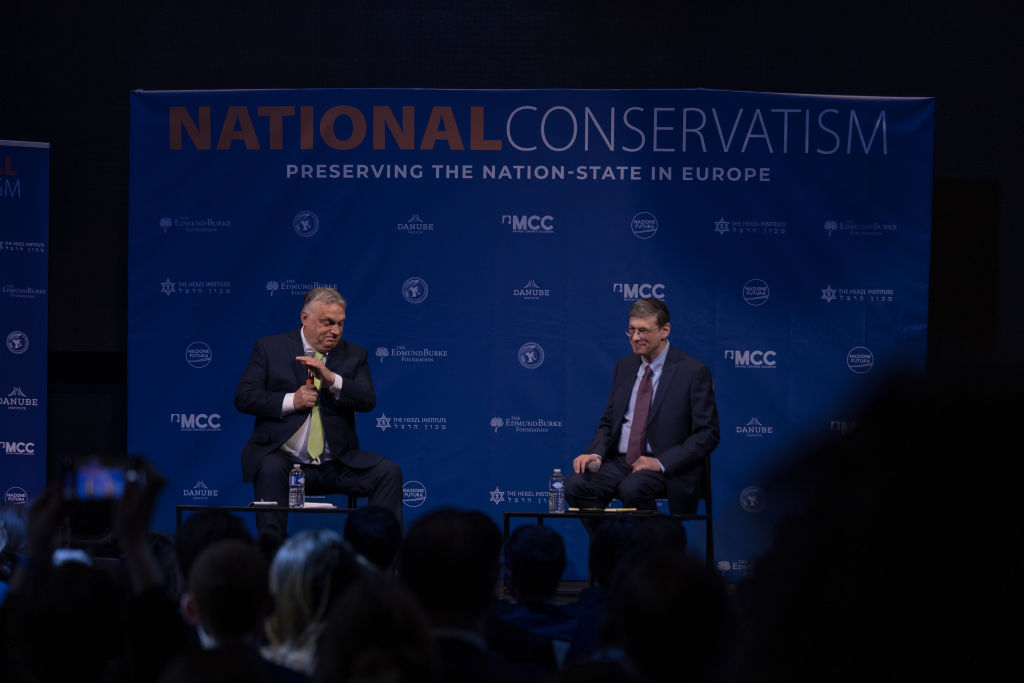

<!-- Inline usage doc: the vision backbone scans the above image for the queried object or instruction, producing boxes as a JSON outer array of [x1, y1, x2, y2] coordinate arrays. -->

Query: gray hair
[[302, 287, 346, 313], [629, 297, 670, 327]]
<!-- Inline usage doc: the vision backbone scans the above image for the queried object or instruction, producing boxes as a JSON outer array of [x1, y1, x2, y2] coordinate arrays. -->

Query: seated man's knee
[[565, 472, 588, 498], [255, 451, 293, 481], [618, 475, 660, 507]]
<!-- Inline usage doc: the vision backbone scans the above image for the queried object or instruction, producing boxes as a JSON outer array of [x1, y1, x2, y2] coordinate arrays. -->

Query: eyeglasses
[[625, 326, 661, 338]]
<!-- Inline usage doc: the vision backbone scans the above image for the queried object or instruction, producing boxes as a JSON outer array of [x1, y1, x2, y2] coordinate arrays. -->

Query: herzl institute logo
[[376, 413, 447, 432], [821, 284, 895, 304], [714, 216, 787, 236]]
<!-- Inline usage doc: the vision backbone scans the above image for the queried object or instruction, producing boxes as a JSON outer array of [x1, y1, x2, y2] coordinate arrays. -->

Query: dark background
[[2, 1, 1019, 473]]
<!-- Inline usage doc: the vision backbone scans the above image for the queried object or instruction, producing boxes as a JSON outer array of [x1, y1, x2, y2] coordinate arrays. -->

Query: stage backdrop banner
[[128, 89, 933, 579], [1, 140, 49, 506]]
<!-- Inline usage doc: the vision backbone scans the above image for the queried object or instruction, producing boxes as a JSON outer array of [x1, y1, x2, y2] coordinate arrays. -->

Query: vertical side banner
[[0, 140, 49, 506]]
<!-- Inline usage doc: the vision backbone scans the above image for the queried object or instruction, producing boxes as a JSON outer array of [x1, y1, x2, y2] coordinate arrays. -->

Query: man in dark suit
[[235, 287, 402, 536], [566, 298, 719, 514]]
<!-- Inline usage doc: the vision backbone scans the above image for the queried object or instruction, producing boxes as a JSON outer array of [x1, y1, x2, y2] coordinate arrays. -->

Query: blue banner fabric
[[128, 89, 933, 579]]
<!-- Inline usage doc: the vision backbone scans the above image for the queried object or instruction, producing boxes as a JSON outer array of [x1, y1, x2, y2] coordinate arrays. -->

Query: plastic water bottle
[[288, 463, 305, 508], [549, 468, 566, 513]]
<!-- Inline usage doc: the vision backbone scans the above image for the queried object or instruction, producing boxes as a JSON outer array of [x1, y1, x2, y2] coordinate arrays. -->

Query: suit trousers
[[564, 455, 668, 511], [253, 449, 403, 536]]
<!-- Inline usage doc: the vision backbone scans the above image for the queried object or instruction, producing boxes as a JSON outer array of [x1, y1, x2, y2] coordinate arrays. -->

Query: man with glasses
[[236, 287, 402, 536], [566, 298, 719, 515]]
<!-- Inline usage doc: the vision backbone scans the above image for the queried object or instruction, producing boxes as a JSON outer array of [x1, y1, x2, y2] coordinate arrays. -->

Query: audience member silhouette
[[343, 504, 403, 572], [314, 577, 434, 683], [735, 371, 1022, 682], [496, 524, 578, 666], [397, 508, 531, 683], [564, 517, 634, 663], [262, 529, 367, 676], [601, 549, 735, 683], [176, 538, 306, 682]]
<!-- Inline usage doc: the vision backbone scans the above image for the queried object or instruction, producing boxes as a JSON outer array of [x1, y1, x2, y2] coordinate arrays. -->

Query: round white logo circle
[[517, 342, 545, 369], [630, 211, 659, 240], [403, 480, 427, 508], [293, 210, 320, 238], [742, 279, 770, 306], [6, 331, 29, 355], [846, 346, 875, 374], [185, 341, 213, 368], [739, 486, 766, 513], [5, 486, 28, 504], [402, 277, 429, 304]]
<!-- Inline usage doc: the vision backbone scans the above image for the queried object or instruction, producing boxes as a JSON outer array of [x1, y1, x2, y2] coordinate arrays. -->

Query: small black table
[[175, 504, 355, 530]]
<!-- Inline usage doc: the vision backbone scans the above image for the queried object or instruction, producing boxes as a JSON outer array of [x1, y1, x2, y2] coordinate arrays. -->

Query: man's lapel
[[290, 328, 308, 387], [647, 348, 679, 424]]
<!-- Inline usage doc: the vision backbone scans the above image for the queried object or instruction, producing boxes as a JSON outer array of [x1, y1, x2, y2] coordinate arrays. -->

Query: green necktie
[[308, 351, 325, 463]]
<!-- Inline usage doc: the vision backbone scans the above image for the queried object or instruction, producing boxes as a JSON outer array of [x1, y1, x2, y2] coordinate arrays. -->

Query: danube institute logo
[[513, 280, 550, 301], [397, 214, 434, 234], [402, 277, 429, 304], [517, 342, 545, 369], [3, 387, 38, 410], [182, 481, 218, 499], [293, 210, 319, 238], [630, 211, 658, 239], [6, 331, 29, 355]]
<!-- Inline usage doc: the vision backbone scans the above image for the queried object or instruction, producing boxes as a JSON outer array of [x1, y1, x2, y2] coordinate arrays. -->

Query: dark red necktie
[[626, 366, 653, 465]]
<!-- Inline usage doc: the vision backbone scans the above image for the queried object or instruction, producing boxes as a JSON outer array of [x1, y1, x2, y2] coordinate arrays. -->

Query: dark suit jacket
[[235, 328, 381, 481], [587, 344, 719, 513]]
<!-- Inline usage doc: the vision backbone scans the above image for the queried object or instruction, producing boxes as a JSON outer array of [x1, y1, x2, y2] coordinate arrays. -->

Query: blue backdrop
[[128, 89, 933, 579], [1, 140, 49, 506]]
